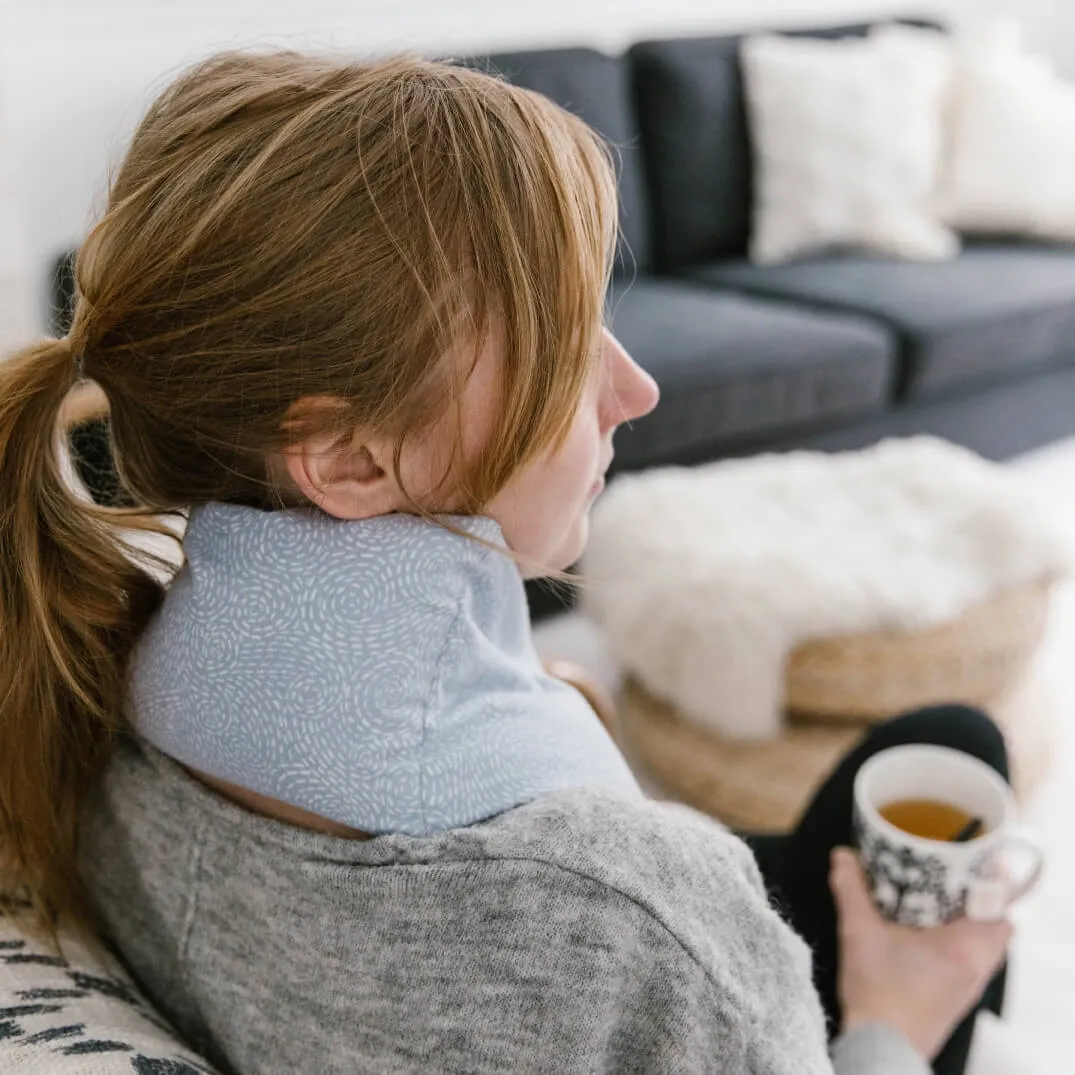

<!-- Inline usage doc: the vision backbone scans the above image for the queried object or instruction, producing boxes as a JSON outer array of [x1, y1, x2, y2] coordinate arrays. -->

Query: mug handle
[[965, 825, 1045, 922]]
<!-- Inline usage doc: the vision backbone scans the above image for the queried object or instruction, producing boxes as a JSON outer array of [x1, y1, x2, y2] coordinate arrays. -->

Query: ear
[[282, 428, 403, 521]]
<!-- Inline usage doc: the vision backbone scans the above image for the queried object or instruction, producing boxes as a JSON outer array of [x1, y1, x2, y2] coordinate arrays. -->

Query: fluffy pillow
[[742, 26, 958, 265], [939, 30, 1075, 241]]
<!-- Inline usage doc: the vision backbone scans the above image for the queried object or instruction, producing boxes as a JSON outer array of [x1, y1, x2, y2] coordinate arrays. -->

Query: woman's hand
[[830, 846, 1013, 1060]]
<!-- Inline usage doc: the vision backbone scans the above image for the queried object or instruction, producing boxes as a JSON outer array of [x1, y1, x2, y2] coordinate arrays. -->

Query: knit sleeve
[[578, 798, 929, 1075], [831, 1023, 931, 1075]]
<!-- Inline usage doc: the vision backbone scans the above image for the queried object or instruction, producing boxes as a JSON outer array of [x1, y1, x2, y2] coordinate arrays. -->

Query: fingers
[[985, 918, 1014, 947], [830, 847, 880, 937], [946, 917, 1014, 950], [829, 846, 1016, 976], [945, 916, 1015, 975], [984, 920, 1015, 975], [986, 920, 1016, 975]]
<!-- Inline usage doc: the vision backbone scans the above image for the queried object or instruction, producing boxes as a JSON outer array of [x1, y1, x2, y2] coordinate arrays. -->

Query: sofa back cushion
[[475, 48, 651, 274], [629, 20, 941, 270]]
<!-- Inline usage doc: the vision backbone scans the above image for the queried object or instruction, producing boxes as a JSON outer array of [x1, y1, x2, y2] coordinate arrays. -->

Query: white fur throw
[[581, 438, 1071, 741]]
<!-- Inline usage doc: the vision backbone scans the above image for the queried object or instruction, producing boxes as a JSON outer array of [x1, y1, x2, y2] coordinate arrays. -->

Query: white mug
[[853, 745, 1044, 928]]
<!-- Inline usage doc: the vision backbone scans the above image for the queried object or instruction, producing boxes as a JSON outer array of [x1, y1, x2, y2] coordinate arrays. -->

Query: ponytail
[[0, 338, 175, 931]]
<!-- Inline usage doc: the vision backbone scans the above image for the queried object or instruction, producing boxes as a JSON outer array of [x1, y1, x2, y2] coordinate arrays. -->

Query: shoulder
[[90, 739, 811, 990], [85, 744, 828, 1061], [466, 788, 815, 986], [467, 789, 828, 1062], [477, 786, 759, 889]]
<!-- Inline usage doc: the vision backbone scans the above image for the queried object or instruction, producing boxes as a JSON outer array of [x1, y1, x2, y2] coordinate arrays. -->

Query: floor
[[534, 437, 1075, 1075]]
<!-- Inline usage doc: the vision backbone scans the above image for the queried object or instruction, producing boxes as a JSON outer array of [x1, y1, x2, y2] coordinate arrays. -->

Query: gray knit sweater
[[78, 737, 927, 1074]]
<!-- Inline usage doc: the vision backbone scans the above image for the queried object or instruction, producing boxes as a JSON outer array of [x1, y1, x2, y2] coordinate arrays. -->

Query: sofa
[[52, 16, 1075, 615]]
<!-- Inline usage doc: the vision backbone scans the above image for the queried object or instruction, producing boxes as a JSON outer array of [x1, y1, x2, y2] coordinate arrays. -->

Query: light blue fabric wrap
[[130, 503, 642, 835]]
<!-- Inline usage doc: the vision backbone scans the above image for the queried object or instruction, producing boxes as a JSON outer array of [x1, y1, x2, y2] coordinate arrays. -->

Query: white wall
[[0, 0, 1065, 334]]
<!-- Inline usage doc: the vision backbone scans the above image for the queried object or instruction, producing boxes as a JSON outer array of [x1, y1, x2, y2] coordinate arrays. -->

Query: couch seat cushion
[[606, 278, 895, 468], [689, 245, 1075, 399]]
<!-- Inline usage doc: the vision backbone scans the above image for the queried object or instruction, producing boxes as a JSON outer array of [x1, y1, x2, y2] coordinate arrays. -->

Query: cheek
[[543, 421, 601, 505], [486, 421, 600, 564]]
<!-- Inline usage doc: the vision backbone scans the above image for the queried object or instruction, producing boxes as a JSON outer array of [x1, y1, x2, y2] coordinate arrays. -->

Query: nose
[[600, 330, 659, 431]]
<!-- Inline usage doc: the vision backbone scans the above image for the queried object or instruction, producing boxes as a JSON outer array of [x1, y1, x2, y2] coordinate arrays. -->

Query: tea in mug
[[878, 798, 985, 842]]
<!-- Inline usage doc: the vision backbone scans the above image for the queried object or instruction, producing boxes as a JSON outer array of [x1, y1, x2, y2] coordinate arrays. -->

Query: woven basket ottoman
[[583, 438, 1069, 831], [785, 577, 1052, 720]]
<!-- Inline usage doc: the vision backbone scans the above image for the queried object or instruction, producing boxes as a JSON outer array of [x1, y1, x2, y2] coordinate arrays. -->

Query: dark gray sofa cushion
[[477, 48, 651, 274], [628, 34, 752, 268], [606, 278, 895, 468], [628, 20, 940, 271], [688, 245, 1075, 400]]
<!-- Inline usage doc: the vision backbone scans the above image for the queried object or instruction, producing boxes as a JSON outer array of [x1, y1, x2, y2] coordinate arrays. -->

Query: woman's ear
[[282, 429, 404, 521]]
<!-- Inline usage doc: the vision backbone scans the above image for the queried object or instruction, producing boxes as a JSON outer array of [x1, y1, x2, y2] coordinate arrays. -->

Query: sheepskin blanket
[[581, 437, 1071, 741]]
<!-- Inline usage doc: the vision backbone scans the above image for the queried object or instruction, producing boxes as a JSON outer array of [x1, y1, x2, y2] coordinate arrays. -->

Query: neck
[[131, 502, 640, 837], [185, 658, 621, 839], [185, 765, 375, 839]]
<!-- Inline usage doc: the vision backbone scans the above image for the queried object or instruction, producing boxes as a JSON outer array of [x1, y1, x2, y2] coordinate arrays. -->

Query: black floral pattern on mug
[[854, 808, 966, 926]]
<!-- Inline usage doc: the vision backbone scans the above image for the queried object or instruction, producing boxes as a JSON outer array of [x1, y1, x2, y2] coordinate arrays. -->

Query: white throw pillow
[[742, 26, 959, 265], [939, 30, 1075, 241]]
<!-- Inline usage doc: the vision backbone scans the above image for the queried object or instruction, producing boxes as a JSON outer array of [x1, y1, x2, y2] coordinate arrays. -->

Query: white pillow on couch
[[938, 28, 1075, 241], [742, 26, 958, 265]]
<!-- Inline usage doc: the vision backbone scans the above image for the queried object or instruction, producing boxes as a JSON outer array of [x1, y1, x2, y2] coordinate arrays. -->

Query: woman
[[0, 51, 1009, 1074]]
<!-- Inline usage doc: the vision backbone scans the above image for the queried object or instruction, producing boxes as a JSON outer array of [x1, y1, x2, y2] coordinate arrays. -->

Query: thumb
[[830, 847, 880, 935]]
